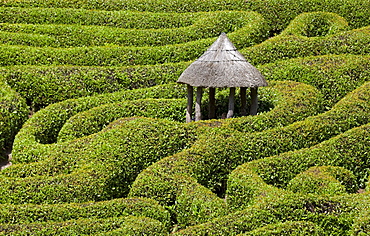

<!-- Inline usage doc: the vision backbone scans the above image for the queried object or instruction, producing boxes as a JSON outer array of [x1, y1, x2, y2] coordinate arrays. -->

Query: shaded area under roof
[[177, 32, 268, 88]]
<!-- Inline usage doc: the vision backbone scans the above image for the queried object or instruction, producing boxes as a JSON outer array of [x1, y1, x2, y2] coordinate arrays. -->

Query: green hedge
[[57, 99, 187, 142], [0, 20, 367, 68], [219, 81, 323, 133], [227, 123, 370, 212], [239, 221, 325, 235], [0, 11, 267, 48], [286, 166, 357, 195], [129, 82, 370, 214], [174, 193, 367, 235], [2, 64, 188, 111], [0, 15, 268, 67], [0, 215, 167, 235], [1, 117, 199, 204], [3, 54, 368, 112], [1, 0, 369, 31], [281, 12, 349, 37], [241, 25, 370, 66], [11, 83, 187, 163], [0, 197, 170, 227], [0, 7, 198, 28], [258, 54, 370, 108], [0, 81, 28, 157]]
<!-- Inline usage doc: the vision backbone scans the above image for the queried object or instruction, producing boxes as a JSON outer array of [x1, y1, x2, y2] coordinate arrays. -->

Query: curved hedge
[[2, 54, 368, 112], [0, 11, 267, 48], [0, 13, 267, 66], [2, 64, 188, 111], [242, 26, 370, 65], [0, 197, 170, 227], [0, 216, 167, 235], [0, 0, 369, 234], [0, 81, 28, 157], [128, 82, 370, 226], [0, 117, 199, 204], [11, 83, 187, 163], [0, 7, 199, 28], [239, 221, 325, 235], [1, 0, 369, 31]]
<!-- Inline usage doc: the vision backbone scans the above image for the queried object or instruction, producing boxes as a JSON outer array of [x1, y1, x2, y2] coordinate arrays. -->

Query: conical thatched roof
[[177, 32, 268, 88]]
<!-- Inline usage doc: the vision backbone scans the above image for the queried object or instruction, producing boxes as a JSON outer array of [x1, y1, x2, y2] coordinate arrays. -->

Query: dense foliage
[[0, 0, 369, 235]]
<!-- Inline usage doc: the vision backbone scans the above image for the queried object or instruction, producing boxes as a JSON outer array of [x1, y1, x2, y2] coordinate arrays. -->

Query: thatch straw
[[177, 32, 267, 88]]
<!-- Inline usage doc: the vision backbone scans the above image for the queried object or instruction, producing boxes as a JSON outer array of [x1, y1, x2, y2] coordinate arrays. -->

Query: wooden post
[[186, 85, 193, 123], [240, 87, 247, 116], [208, 87, 216, 119], [250, 87, 258, 115], [227, 87, 235, 118], [195, 87, 203, 121]]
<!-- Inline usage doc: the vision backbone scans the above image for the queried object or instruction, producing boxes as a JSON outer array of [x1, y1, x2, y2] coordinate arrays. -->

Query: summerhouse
[[177, 32, 268, 122]]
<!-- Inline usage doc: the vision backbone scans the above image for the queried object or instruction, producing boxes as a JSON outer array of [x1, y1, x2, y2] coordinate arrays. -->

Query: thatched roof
[[177, 32, 268, 88]]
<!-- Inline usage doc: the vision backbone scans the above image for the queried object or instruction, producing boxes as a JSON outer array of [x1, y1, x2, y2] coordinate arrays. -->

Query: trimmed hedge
[[0, 11, 267, 48], [239, 221, 325, 235], [11, 83, 187, 163], [258, 54, 370, 108], [227, 123, 370, 212], [286, 166, 357, 195], [219, 81, 323, 133], [0, 215, 167, 235], [129, 82, 370, 217], [3, 54, 368, 112], [0, 197, 170, 227], [281, 12, 349, 37], [1, 0, 369, 31], [0, 20, 367, 68], [174, 193, 368, 235], [57, 98, 187, 142], [0, 13, 268, 67], [0, 81, 28, 157], [0, 7, 198, 29], [0, 117, 199, 204], [2, 64, 188, 111], [241, 25, 370, 66]]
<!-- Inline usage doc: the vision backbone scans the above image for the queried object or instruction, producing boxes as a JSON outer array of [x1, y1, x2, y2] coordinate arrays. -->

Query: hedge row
[[0, 81, 28, 157], [11, 82, 187, 163], [227, 122, 370, 212], [56, 99, 187, 142], [259, 54, 370, 108], [0, 117, 199, 204], [241, 25, 370, 66], [0, 197, 170, 227], [0, 21, 367, 68], [174, 193, 370, 235], [3, 53, 368, 112], [281, 11, 349, 37], [239, 221, 325, 235], [1, 0, 369, 31], [0, 216, 167, 235], [2, 64, 188, 111], [10, 80, 320, 163], [58, 81, 322, 141], [0, 7, 199, 29], [128, 82, 370, 226], [0, 11, 267, 48], [210, 81, 323, 132]]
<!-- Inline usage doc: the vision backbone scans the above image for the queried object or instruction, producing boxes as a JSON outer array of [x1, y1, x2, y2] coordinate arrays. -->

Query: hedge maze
[[0, 0, 369, 234]]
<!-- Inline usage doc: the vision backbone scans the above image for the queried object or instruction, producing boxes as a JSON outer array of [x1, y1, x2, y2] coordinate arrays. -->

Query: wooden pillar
[[195, 87, 203, 121], [250, 87, 258, 115], [186, 85, 193, 123], [240, 87, 247, 116], [227, 87, 235, 118], [208, 87, 216, 119]]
